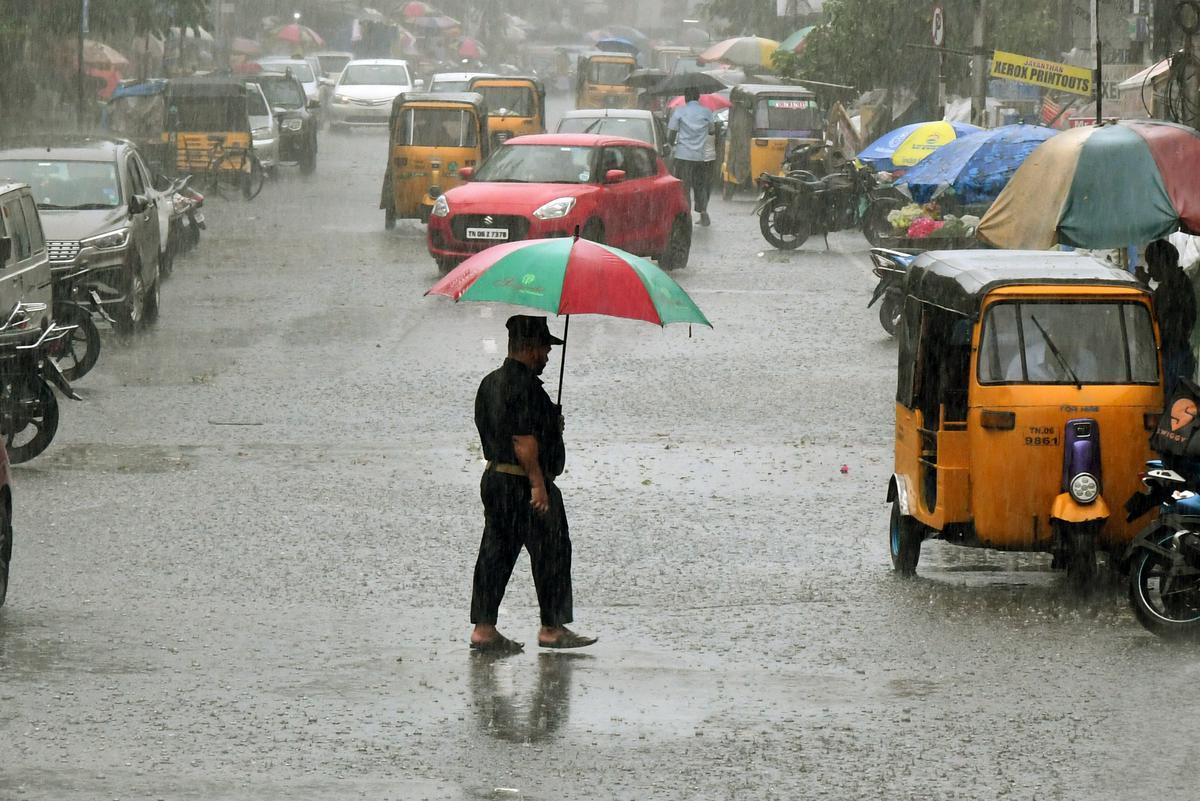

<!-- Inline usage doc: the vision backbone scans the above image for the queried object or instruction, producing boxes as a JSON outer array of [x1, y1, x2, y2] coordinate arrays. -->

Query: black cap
[[506, 314, 564, 345]]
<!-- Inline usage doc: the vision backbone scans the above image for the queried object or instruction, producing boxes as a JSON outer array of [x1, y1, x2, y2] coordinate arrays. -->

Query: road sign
[[931, 4, 945, 47]]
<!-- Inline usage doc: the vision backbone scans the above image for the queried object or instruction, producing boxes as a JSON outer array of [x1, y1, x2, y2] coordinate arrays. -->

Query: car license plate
[[466, 227, 508, 240]]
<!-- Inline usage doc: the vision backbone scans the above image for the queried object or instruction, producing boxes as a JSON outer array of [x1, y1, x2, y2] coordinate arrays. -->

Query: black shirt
[[475, 358, 565, 478], [1155, 270, 1197, 352]]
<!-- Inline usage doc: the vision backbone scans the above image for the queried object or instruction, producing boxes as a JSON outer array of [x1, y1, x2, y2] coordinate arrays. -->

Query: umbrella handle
[[556, 315, 570, 406]]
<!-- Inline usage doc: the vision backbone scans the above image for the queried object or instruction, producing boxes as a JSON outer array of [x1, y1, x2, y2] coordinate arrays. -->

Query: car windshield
[[753, 97, 821, 134], [0, 160, 122, 210], [261, 62, 314, 83], [589, 61, 633, 85], [474, 144, 595, 183], [256, 78, 305, 108], [317, 55, 352, 75], [977, 301, 1159, 385], [340, 64, 410, 86], [477, 86, 535, 117], [398, 108, 479, 147], [558, 116, 653, 144], [431, 79, 470, 93]]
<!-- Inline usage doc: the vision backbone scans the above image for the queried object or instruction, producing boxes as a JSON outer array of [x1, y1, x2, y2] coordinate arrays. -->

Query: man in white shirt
[[667, 87, 715, 226]]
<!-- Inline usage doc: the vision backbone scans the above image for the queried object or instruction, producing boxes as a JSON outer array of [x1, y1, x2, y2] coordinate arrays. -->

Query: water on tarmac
[[0, 100, 1195, 801]]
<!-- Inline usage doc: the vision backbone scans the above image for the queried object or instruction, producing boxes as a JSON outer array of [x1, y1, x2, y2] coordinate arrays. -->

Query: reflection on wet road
[[0, 116, 1194, 801]]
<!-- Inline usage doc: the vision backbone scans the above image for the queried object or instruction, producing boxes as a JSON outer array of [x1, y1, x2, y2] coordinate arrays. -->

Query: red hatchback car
[[427, 133, 691, 271]]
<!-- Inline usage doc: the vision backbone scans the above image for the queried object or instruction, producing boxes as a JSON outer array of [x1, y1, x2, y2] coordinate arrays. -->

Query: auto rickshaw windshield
[[398, 108, 479, 147], [590, 61, 633, 84], [477, 86, 534, 116], [754, 97, 821, 135], [977, 300, 1159, 385]]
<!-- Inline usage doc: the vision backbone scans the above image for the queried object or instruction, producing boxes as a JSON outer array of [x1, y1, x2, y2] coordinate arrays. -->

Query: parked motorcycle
[[754, 160, 890, 251], [867, 248, 914, 336], [0, 302, 82, 464], [173, 179, 206, 258], [44, 267, 107, 382]]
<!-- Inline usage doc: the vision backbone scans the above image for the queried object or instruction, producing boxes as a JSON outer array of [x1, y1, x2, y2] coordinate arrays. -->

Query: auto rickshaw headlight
[[1069, 473, 1100, 504], [431, 195, 450, 218], [533, 197, 576, 220]]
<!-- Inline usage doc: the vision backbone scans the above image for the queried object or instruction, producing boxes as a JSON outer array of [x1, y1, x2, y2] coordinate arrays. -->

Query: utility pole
[[971, 0, 987, 125], [1092, 0, 1103, 121]]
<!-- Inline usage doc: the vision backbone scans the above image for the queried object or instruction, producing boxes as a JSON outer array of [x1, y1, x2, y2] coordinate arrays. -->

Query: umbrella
[[606, 25, 648, 43], [402, 1, 438, 17], [426, 235, 711, 403], [230, 37, 262, 57], [778, 26, 816, 54], [78, 40, 130, 70], [978, 120, 1200, 250], [596, 37, 639, 55], [667, 93, 731, 111], [410, 14, 461, 32], [273, 23, 325, 47], [703, 67, 747, 87], [626, 68, 668, 89], [457, 37, 484, 59], [896, 124, 1058, 205], [858, 120, 983, 172], [697, 37, 780, 69], [647, 71, 728, 96]]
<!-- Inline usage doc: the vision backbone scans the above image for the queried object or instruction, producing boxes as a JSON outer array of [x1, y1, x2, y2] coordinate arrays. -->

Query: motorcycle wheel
[[862, 199, 900, 247], [758, 202, 809, 250], [878, 293, 902, 337], [50, 304, 101, 381], [1129, 528, 1200, 639], [0, 495, 10, 607], [889, 501, 922, 577], [4, 378, 59, 465]]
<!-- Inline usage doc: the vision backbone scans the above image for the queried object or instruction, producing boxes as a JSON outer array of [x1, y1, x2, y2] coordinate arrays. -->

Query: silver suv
[[0, 182, 52, 333]]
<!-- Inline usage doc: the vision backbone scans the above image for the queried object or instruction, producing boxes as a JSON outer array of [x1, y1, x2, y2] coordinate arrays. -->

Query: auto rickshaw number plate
[[466, 227, 509, 240]]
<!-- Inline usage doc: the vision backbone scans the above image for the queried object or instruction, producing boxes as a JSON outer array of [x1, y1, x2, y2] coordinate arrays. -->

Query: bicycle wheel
[[241, 152, 265, 200]]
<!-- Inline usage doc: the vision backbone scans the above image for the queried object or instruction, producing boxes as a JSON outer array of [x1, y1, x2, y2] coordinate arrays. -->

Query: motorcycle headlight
[[533, 197, 576, 220], [431, 194, 450, 218], [1069, 473, 1100, 504], [81, 228, 130, 251], [283, 118, 303, 131]]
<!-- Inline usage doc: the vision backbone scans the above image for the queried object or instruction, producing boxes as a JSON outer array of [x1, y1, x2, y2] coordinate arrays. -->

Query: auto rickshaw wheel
[[1063, 525, 1098, 591], [878, 293, 902, 337], [384, 207, 397, 230], [889, 501, 922, 576]]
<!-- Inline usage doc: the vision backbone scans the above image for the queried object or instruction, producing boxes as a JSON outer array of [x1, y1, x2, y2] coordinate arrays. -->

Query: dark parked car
[[247, 72, 319, 174], [0, 137, 162, 334]]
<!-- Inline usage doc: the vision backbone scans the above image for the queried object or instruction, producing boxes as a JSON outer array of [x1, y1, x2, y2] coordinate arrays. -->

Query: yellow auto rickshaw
[[575, 52, 637, 109], [466, 75, 546, 148], [380, 92, 489, 226], [720, 84, 823, 199], [888, 250, 1164, 587], [166, 77, 263, 198]]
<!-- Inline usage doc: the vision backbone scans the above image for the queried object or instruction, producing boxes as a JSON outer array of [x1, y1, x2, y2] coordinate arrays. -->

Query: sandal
[[469, 634, 525, 654], [538, 630, 597, 649]]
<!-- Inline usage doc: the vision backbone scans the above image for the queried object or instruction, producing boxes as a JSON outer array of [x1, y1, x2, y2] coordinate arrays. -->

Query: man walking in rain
[[1147, 239, 1197, 392], [668, 87, 715, 227], [469, 315, 597, 653]]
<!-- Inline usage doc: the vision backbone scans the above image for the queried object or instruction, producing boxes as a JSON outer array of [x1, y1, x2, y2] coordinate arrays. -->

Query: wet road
[[1, 109, 1195, 800]]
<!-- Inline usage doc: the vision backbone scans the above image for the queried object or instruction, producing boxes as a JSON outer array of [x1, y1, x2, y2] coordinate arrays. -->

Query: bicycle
[[200, 137, 265, 201]]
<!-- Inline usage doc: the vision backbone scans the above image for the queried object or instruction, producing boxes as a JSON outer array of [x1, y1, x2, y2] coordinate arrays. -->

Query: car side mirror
[[0, 237, 10, 265], [605, 169, 626, 183], [307, 98, 321, 110], [457, 166, 475, 181], [128, 194, 148, 215]]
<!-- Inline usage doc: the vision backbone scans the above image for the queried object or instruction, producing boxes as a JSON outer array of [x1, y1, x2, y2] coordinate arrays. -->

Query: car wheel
[[115, 264, 146, 337], [159, 239, 175, 279], [580, 218, 604, 243], [658, 215, 691, 271], [435, 257, 457, 274], [0, 494, 11, 607], [142, 277, 161, 327]]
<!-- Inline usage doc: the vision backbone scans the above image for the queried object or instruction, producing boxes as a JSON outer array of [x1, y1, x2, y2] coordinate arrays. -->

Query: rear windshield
[[0, 160, 122, 210], [317, 54, 351, 75], [477, 86, 535, 117], [978, 301, 1158, 385], [557, 116, 653, 144], [589, 61, 633, 85], [340, 64, 410, 86], [753, 97, 821, 135], [397, 108, 479, 147], [475, 144, 595, 184], [431, 79, 470, 93], [255, 78, 305, 108], [260, 61, 314, 83]]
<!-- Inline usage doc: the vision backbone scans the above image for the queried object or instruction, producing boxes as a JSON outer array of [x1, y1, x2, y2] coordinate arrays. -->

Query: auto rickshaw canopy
[[166, 77, 251, 133], [387, 91, 490, 150], [466, 75, 546, 123]]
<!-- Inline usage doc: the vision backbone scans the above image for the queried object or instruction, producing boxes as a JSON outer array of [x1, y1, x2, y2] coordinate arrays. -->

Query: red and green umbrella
[[426, 236, 711, 402], [978, 120, 1200, 250]]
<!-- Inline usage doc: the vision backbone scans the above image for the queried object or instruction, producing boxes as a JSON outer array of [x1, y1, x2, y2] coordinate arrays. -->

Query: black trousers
[[471, 471, 573, 627], [672, 158, 712, 213]]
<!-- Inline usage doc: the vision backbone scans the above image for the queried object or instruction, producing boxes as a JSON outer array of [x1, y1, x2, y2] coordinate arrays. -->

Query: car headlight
[[431, 195, 450, 218], [1069, 473, 1099, 504], [532, 197, 576, 220], [283, 118, 303, 131], [333, 93, 350, 104], [252, 127, 272, 138], [81, 228, 130, 250]]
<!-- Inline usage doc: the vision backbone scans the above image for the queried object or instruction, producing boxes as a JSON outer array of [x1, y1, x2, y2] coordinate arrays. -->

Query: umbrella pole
[[556, 315, 570, 407]]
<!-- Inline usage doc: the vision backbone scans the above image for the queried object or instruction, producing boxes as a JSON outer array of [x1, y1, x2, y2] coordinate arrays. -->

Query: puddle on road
[[18, 443, 200, 474]]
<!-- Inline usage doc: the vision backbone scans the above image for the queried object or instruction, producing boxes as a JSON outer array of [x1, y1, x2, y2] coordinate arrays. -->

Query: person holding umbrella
[[668, 86, 716, 226], [469, 315, 597, 653]]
